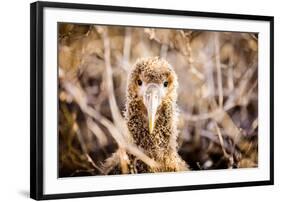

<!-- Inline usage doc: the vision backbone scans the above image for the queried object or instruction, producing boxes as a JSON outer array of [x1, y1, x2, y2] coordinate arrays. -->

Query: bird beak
[[143, 83, 162, 134]]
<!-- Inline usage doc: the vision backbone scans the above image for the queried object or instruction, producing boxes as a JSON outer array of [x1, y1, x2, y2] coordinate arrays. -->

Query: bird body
[[125, 57, 188, 173]]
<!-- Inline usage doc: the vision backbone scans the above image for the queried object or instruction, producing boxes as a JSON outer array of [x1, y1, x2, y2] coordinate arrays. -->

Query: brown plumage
[[125, 57, 188, 173]]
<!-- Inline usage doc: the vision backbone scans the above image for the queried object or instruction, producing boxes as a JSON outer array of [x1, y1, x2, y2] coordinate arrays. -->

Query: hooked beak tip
[[149, 117, 154, 134], [144, 83, 162, 134]]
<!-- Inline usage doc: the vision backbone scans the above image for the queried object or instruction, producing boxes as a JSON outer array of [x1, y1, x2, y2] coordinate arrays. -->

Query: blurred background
[[58, 23, 258, 177]]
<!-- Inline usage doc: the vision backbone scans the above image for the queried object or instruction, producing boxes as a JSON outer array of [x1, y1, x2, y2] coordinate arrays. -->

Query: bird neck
[[126, 98, 178, 159]]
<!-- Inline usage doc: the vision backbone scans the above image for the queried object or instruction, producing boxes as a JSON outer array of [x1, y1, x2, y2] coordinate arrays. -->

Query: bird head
[[127, 57, 178, 134]]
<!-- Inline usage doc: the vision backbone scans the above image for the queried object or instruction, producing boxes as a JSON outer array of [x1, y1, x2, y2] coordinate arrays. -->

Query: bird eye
[[137, 79, 142, 86], [163, 81, 168, 87]]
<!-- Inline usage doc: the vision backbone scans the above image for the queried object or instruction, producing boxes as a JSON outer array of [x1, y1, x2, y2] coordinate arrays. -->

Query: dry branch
[[62, 78, 159, 169]]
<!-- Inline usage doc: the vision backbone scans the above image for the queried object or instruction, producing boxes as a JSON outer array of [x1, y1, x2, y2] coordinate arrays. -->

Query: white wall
[[0, 0, 279, 201]]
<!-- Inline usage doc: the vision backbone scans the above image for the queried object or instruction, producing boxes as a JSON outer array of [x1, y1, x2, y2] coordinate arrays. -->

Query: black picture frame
[[30, 1, 274, 200]]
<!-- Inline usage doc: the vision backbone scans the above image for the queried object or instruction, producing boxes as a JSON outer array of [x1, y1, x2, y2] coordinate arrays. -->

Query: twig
[[100, 27, 132, 141], [122, 27, 132, 71], [101, 150, 121, 174], [86, 116, 108, 146], [160, 44, 168, 59], [227, 62, 234, 92], [214, 33, 223, 108], [214, 122, 230, 158]]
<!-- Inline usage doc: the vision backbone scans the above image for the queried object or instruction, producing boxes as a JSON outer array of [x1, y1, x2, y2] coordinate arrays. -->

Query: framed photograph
[[30, 1, 274, 200]]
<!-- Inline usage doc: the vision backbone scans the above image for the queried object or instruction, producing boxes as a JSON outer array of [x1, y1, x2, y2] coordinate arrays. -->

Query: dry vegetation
[[58, 23, 258, 177]]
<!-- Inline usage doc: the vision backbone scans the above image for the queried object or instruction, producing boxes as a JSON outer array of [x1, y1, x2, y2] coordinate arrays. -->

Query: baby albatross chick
[[125, 57, 188, 173]]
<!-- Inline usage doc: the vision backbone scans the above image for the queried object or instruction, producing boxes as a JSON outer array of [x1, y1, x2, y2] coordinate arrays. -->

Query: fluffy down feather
[[125, 57, 188, 173]]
